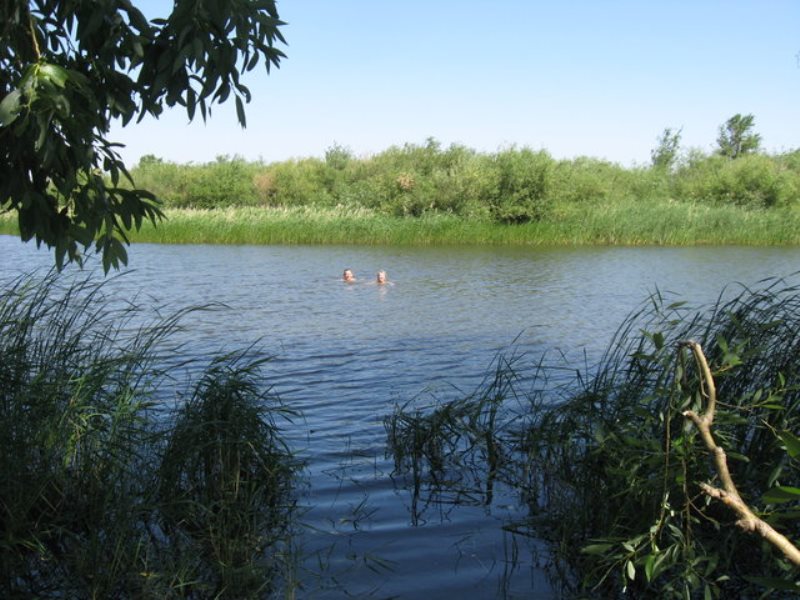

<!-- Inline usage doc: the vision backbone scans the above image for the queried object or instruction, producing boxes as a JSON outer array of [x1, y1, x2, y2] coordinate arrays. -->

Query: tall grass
[[520, 276, 800, 598], [117, 204, 800, 246], [5, 203, 800, 247], [385, 276, 800, 597], [0, 272, 298, 597]]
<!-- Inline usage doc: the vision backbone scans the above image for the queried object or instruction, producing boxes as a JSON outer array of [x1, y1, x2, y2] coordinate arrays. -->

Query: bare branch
[[679, 340, 800, 567]]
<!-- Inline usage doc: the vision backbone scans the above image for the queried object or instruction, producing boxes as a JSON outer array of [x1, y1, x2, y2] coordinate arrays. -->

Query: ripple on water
[[3, 237, 800, 597]]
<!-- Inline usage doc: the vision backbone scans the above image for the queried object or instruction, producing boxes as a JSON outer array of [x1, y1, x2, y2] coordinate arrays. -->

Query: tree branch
[[28, 12, 41, 60], [679, 340, 800, 567]]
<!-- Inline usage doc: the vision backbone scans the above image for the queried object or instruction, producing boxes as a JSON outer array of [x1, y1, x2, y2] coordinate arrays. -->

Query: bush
[[128, 142, 800, 217], [130, 155, 193, 206], [548, 156, 644, 205], [185, 155, 261, 208], [675, 153, 799, 208], [486, 147, 553, 223]]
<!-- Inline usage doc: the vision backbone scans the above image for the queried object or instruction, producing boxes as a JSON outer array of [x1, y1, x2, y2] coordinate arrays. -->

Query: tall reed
[[0, 271, 298, 597], [117, 204, 800, 247], [385, 276, 800, 597], [518, 277, 800, 597]]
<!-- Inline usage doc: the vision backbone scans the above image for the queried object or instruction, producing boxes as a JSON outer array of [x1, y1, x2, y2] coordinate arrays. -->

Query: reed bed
[[385, 276, 800, 598], [0, 271, 298, 598], [3, 201, 800, 248]]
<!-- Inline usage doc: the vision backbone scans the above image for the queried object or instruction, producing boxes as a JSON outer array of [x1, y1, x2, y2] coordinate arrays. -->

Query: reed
[[3, 199, 800, 248], [0, 271, 298, 597], [385, 276, 800, 597], [92, 203, 800, 247], [517, 276, 800, 598]]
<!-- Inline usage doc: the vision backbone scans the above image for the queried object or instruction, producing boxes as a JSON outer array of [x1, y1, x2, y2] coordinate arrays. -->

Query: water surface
[[3, 236, 798, 597]]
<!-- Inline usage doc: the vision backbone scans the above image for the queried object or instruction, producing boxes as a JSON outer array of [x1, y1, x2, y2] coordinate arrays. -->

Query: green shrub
[[487, 147, 553, 223], [127, 142, 800, 218], [184, 155, 261, 208], [129, 155, 193, 206], [260, 158, 334, 206], [548, 156, 640, 205], [675, 153, 798, 208]]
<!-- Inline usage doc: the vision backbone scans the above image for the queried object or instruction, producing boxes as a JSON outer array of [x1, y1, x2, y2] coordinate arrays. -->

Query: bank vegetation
[[116, 136, 800, 246]]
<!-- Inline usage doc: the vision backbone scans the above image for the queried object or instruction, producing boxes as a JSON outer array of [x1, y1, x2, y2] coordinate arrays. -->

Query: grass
[[0, 271, 299, 598], [4, 201, 798, 248], [120, 202, 800, 246], [0, 200, 800, 247], [385, 276, 800, 598]]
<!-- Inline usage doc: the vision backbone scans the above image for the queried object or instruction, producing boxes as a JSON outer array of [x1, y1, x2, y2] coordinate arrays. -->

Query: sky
[[110, 1, 800, 167]]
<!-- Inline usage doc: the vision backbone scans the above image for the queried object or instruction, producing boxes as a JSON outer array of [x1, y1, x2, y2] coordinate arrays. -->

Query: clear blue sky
[[111, 1, 800, 167]]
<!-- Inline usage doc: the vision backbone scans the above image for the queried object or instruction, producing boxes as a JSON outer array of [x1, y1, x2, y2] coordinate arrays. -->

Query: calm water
[[2, 235, 799, 598]]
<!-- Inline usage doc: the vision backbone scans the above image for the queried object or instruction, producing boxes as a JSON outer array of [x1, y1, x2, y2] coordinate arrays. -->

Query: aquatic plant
[[385, 276, 800, 597], [0, 271, 298, 597]]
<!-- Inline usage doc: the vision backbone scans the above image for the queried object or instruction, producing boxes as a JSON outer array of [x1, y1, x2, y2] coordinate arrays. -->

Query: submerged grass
[[0, 271, 298, 598], [4, 201, 799, 248], [385, 275, 800, 598]]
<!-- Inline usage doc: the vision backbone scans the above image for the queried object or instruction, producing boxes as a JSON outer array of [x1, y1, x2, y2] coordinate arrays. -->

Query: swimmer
[[375, 270, 393, 285], [342, 268, 356, 283]]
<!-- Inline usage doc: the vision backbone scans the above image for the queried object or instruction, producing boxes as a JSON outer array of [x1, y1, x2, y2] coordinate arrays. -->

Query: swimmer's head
[[343, 269, 355, 282], [376, 270, 387, 284]]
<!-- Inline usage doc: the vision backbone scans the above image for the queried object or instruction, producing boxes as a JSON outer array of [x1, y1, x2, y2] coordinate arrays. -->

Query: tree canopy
[[650, 127, 682, 171], [716, 113, 761, 160], [0, 0, 286, 271]]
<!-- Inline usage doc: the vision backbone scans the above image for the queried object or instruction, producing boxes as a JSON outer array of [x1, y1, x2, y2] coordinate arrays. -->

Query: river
[[2, 236, 798, 597]]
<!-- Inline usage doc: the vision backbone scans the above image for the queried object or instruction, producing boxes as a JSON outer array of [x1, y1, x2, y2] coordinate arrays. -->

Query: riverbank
[[3, 202, 799, 246]]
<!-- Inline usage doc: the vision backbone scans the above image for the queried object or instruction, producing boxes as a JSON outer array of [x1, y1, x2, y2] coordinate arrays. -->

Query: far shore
[[3, 203, 800, 248]]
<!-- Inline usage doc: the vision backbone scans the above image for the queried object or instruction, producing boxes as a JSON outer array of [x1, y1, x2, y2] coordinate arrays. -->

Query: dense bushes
[[128, 141, 800, 222], [675, 153, 799, 208]]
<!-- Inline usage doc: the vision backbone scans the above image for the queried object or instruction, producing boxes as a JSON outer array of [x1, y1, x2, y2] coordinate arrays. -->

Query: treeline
[[130, 121, 800, 224]]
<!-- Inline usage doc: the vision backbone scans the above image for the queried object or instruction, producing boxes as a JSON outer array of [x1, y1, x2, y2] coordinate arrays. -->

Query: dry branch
[[679, 340, 800, 567]]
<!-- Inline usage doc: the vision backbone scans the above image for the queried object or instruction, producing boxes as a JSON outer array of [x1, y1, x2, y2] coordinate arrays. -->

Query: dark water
[[2, 236, 798, 597]]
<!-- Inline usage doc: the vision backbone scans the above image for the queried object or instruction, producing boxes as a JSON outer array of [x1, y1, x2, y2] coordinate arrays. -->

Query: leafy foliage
[[521, 279, 800, 597], [717, 113, 761, 159], [674, 153, 797, 208], [125, 135, 800, 223], [0, 0, 286, 270], [651, 127, 682, 171]]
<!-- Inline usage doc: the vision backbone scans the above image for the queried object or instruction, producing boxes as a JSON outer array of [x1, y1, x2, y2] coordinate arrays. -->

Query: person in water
[[375, 270, 392, 285], [342, 268, 356, 282]]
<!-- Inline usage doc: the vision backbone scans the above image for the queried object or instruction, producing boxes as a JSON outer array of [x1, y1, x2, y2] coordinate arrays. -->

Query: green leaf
[[39, 64, 69, 88], [779, 431, 800, 459], [581, 543, 613, 555], [644, 553, 656, 582], [762, 486, 800, 505], [235, 94, 246, 127], [0, 90, 22, 126], [653, 331, 664, 350], [625, 559, 636, 581]]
